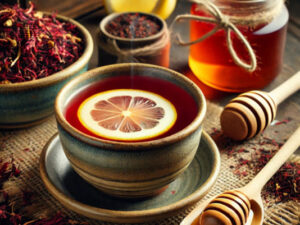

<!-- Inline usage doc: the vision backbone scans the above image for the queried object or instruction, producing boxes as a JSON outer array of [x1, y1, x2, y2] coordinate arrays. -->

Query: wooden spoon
[[180, 126, 300, 225], [221, 71, 300, 141]]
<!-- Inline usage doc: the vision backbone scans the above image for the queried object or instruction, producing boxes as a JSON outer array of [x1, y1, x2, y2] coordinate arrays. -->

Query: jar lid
[[204, 0, 285, 26]]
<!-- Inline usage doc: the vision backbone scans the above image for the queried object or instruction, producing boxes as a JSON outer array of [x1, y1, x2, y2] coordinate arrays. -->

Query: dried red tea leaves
[[22, 190, 33, 205], [272, 118, 292, 126], [237, 143, 299, 203], [23, 148, 30, 152], [263, 162, 299, 203], [0, 3, 84, 83], [105, 13, 161, 38], [0, 190, 8, 205], [0, 158, 22, 225], [210, 128, 299, 203], [0, 157, 89, 225], [9, 211, 22, 225], [0, 159, 20, 185]]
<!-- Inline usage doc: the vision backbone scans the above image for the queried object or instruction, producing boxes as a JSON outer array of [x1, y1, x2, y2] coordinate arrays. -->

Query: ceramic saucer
[[40, 131, 220, 223]]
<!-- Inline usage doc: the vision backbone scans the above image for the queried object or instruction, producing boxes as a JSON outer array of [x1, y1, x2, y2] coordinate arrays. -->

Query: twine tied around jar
[[97, 27, 170, 64], [170, 0, 257, 72]]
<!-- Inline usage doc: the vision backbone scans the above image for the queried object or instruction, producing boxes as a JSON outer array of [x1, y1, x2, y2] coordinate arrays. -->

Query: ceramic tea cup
[[55, 63, 206, 198], [0, 13, 93, 129]]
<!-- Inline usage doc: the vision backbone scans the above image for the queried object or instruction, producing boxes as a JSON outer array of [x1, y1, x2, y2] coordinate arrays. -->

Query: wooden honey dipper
[[221, 71, 300, 141], [180, 126, 300, 225]]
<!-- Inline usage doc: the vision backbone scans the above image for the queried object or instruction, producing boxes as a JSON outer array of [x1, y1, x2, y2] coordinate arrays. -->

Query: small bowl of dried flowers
[[0, 3, 93, 128]]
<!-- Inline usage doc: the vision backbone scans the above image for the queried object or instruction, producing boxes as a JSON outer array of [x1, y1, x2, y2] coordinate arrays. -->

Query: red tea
[[65, 75, 199, 141]]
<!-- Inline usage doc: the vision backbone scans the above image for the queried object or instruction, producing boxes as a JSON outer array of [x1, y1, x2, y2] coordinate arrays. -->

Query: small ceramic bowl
[[0, 14, 93, 129], [97, 12, 170, 67], [55, 63, 206, 198]]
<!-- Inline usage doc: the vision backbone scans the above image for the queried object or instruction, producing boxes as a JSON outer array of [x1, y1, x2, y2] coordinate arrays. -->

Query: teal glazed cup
[[55, 63, 206, 198], [0, 14, 93, 129]]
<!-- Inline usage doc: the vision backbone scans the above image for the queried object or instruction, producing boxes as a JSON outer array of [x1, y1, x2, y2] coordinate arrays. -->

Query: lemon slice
[[104, 0, 177, 19], [78, 89, 177, 141]]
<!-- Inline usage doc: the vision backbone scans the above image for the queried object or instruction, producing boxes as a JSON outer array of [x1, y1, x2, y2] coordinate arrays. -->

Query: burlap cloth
[[0, 101, 299, 225]]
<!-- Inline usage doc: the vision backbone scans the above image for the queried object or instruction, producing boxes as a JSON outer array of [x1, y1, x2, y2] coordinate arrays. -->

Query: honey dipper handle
[[243, 126, 300, 197], [269, 71, 300, 105]]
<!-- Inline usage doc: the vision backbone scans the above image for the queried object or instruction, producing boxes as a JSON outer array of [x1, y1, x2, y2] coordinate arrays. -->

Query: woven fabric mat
[[0, 101, 299, 225]]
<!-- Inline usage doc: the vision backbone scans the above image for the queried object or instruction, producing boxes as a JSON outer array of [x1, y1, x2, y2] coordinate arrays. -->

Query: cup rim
[[0, 12, 93, 91], [55, 63, 206, 150], [99, 12, 167, 43]]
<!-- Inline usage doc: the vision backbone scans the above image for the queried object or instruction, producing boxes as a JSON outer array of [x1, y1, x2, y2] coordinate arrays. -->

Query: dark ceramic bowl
[[97, 12, 170, 67], [55, 63, 206, 198], [0, 14, 93, 129]]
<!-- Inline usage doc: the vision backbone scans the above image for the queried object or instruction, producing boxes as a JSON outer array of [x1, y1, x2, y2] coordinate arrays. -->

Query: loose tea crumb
[[0, 157, 88, 224], [0, 158, 22, 225], [210, 124, 299, 204], [272, 118, 292, 126], [105, 13, 161, 38], [0, 3, 84, 83]]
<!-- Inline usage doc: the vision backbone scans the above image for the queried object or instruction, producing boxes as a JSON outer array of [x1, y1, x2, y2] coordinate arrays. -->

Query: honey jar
[[189, 0, 288, 92]]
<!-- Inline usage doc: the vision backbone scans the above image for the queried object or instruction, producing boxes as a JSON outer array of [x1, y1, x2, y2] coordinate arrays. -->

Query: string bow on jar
[[170, 0, 257, 72], [170, 0, 287, 93]]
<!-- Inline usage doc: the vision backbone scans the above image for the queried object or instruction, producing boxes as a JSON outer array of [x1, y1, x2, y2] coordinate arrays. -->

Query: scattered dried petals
[[0, 3, 84, 83], [210, 127, 299, 204]]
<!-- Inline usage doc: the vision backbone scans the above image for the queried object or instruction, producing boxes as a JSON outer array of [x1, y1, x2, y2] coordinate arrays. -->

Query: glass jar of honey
[[189, 0, 288, 92]]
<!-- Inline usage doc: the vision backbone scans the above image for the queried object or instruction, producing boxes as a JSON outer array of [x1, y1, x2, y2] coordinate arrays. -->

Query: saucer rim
[[39, 131, 220, 223]]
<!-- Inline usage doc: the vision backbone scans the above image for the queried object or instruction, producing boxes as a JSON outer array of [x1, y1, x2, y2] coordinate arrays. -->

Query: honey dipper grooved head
[[220, 91, 277, 141], [199, 190, 251, 225]]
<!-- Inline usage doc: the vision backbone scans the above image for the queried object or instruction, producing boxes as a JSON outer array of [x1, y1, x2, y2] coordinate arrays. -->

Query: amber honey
[[189, 3, 288, 92]]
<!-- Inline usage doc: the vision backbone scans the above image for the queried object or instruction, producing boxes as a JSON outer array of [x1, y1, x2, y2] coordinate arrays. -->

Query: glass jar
[[189, 0, 288, 92]]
